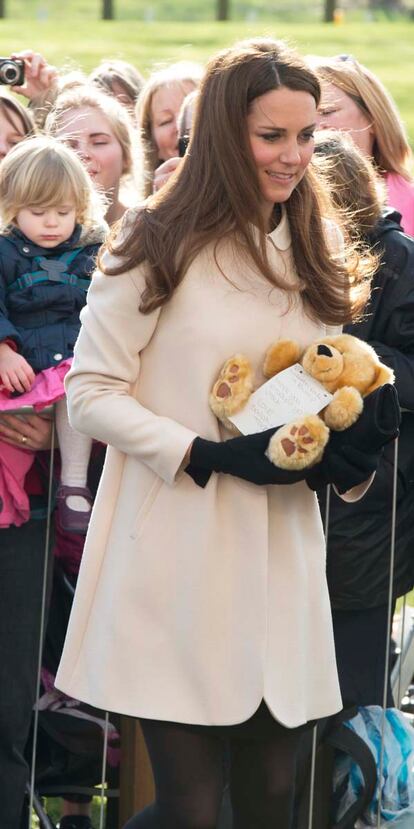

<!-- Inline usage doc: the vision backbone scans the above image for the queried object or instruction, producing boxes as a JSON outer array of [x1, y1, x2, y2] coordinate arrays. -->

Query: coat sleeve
[[369, 339, 414, 410], [0, 258, 23, 348], [65, 262, 198, 486], [367, 277, 414, 411], [367, 234, 414, 410]]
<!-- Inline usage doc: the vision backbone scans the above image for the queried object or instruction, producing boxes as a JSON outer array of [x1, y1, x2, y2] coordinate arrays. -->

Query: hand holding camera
[[8, 50, 58, 99]]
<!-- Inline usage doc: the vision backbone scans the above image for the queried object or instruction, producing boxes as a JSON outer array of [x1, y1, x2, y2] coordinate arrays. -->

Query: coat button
[[23, 245, 30, 253], [53, 353, 63, 361]]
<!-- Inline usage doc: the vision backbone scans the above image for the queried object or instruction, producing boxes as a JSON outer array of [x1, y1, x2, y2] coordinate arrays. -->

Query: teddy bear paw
[[209, 355, 253, 427], [324, 386, 363, 431], [266, 416, 330, 470]]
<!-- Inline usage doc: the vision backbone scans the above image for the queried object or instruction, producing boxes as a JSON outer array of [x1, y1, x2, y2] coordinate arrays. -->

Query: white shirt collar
[[266, 205, 291, 251]]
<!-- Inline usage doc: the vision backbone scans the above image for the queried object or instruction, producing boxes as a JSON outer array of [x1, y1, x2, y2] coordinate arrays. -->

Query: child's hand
[[0, 343, 35, 393]]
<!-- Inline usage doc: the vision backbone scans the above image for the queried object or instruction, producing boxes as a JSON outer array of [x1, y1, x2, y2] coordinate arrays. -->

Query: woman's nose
[[317, 113, 331, 129], [280, 142, 301, 165], [169, 123, 178, 145], [77, 144, 92, 162]]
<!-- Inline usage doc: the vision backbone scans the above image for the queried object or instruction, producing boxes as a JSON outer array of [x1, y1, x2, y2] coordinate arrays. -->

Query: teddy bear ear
[[365, 362, 395, 395], [263, 340, 302, 378]]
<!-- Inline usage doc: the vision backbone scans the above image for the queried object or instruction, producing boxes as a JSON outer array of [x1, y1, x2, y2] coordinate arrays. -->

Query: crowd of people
[[0, 38, 413, 829]]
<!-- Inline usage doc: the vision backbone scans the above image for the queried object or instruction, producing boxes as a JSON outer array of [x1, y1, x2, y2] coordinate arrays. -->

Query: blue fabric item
[[7, 248, 90, 292], [333, 706, 414, 826]]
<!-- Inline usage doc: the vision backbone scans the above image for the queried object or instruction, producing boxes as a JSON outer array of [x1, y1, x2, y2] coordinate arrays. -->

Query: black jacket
[[0, 224, 104, 372], [319, 209, 414, 609]]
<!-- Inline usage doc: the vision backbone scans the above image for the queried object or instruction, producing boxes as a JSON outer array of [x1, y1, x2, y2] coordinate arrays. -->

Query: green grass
[[397, 589, 414, 610], [5, 0, 414, 23], [5, 0, 410, 23], [1, 19, 413, 140], [30, 795, 103, 827]]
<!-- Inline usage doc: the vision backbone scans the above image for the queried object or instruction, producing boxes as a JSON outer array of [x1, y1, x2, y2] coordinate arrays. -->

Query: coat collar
[[367, 207, 403, 245], [7, 224, 83, 258], [266, 206, 291, 251]]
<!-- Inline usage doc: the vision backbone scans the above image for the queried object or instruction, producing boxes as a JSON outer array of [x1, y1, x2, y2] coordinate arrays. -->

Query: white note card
[[228, 364, 333, 435]]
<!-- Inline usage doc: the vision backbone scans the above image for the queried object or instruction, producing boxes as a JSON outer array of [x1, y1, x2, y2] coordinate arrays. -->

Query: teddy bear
[[209, 334, 394, 470]]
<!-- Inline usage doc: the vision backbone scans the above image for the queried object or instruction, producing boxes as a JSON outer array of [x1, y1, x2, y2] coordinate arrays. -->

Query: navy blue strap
[[7, 248, 90, 292]]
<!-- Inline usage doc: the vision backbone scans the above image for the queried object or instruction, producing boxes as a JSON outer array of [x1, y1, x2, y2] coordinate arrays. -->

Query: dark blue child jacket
[[0, 223, 105, 372]]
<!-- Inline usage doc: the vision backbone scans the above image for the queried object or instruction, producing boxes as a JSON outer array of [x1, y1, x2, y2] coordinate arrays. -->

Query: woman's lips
[[266, 170, 296, 180]]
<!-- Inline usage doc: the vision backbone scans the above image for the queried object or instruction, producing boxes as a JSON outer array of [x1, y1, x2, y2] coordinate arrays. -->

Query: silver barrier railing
[[28, 414, 56, 827], [377, 436, 399, 826]]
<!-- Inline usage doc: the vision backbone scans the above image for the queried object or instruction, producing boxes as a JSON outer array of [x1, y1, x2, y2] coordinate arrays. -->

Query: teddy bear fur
[[210, 334, 394, 470]]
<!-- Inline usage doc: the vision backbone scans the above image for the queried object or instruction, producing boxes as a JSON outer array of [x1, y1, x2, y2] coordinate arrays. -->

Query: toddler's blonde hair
[[0, 135, 105, 228]]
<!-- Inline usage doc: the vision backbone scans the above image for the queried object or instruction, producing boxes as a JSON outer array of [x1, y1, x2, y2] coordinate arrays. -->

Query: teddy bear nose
[[317, 345, 332, 357]]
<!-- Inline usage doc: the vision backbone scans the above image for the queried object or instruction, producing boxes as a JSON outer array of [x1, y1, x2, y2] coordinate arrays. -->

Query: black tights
[[123, 712, 303, 829]]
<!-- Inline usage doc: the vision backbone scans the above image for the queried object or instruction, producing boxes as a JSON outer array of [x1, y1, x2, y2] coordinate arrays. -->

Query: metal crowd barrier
[[5, 405, 409, 829]]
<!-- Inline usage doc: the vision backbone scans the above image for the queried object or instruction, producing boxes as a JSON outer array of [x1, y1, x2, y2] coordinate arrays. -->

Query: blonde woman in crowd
[[136, 60, 203, 195], [89, 59, 144, 119], [46, 86, 137, 224], [152, 89, 199, 192], [0, 91, 35, 159], [311, 54, 414, 235]]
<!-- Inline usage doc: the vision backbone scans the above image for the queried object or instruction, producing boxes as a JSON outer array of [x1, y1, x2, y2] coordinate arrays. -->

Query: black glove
[[329, 383, 400, 454], [306, 384, 400, 494], [306, 444, 382, 493], [186, 428, 308, 489]]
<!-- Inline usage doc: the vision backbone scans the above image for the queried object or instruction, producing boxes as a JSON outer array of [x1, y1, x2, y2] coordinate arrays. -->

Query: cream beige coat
[[56, 211, 359, 727]]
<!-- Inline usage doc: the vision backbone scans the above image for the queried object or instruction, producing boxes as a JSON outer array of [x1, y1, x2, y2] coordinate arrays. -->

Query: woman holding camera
[[55, 39, 397, 828]]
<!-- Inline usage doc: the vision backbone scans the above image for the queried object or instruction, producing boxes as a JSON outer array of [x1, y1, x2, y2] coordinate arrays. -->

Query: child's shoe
[[56, 484, 93, 534], [57, 817, 94, 829]]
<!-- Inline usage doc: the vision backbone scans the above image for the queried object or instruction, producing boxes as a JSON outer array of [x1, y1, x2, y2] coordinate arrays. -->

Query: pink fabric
[[385, 172, 414, 237], [0, 359, 72, 526], [0, 443, 33, 527], [38, 667, 121, 768], [0, 358, 72, 412]]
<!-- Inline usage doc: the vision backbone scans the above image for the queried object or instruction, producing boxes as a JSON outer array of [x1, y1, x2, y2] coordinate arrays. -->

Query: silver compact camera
[[0, 58, 24, 85]]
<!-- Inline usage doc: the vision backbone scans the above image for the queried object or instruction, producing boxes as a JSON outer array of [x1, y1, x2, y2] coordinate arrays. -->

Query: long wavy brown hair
[[103, 38, 372, 325], [313, 130, 385, 238]]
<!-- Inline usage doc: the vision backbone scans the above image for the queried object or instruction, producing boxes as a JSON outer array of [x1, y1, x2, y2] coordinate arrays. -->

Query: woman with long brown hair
[[55, 38, 398, 828]]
